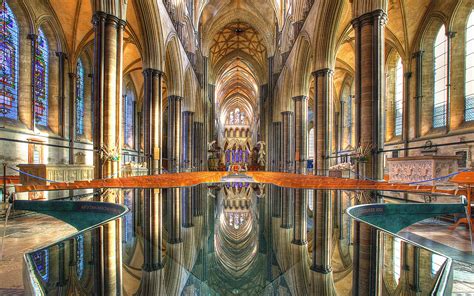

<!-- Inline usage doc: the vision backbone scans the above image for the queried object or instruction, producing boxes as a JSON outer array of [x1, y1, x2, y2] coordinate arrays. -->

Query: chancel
[[0, 0, 474, 295]]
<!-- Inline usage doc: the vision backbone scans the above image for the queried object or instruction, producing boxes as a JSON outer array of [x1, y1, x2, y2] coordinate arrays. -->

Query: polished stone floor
[[0, 210, 75, 294]]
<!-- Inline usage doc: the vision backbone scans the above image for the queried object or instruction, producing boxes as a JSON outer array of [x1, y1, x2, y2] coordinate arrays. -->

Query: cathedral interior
[[1, 0, 474, 295]]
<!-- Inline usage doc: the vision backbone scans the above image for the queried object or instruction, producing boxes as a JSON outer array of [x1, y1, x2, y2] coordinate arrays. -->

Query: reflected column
[[143, 189, 163, 270], [310, 190, 336, 295], [167, 187, 182, 244]]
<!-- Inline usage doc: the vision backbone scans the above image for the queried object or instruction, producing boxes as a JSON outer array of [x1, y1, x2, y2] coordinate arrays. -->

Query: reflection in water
[[27, 186, 449, 295]]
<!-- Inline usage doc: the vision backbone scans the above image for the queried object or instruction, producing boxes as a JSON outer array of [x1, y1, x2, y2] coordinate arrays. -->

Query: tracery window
[[76, 59, 85, 135], [465, 11, 474, 121], [433, 25, 447, 128], [393, 237, 401, 284], [0, 1, 19, 120], [76, 234, 84, 279], [34, 28, 49, 126], [394, 58, 403, 136], [123, 92, 134, 149]]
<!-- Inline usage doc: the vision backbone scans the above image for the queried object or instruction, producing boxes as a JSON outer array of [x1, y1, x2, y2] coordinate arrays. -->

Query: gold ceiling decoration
[[210, 22, 267, 66]]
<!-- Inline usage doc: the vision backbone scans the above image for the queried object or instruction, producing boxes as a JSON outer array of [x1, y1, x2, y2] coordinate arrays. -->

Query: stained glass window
[[123, 92, 134, 148], [34, 28, 49, 126], [465, 11, 474, 121], [394, 58, 403, 136], [32, 249, 49, 282], [433, 25, 447, 128], [76, 59, 85, 135], [76, 234, 84, 279], [0, 1, 19, 120]]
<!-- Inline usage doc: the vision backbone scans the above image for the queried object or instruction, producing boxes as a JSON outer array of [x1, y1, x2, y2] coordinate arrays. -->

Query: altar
[[17, 164, 94, 186], [387, 155, 460, 185]]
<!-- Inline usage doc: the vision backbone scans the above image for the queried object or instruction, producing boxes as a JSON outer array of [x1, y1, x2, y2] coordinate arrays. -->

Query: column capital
[[143, 68, 164, 77], [404, 72, 412, 79], [167, 95, 184, 101], [182, 111, 195, 115], [412, 50, 424, 59], [292, 95, 308, 101], [55, 52, 68, 59], [27, 33, 38, 41], [281, 111, 294, 116], [68, 72, 77, 79], [447, 31, 457, 39], [351, 9, 387, 28], [310, 265, 333, 274], [312, 68, 333, 77]]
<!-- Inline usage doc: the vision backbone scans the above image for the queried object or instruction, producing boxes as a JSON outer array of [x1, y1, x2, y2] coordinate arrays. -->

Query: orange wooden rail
[[13, 171, 473, 198]]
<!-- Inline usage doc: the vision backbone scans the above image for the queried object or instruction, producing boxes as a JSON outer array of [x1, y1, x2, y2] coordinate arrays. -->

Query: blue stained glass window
[[0, 1, 19, 120], [123, 93, 134, 148], [32, 249, 49, 282], [465, 11, 474, 121], [34, 28, 49, 126], [76, 234, 84, 279], [76, 59, 85, 135]]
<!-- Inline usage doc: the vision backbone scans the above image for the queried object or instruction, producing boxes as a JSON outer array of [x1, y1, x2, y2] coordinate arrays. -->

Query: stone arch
[[183, 67, 196, 112], [36, 18, 65, 134], [291, 35, 312, 98], [418, 16, 447, 135], [134, 0, 164, 70], [312, 0, 345, 70], [164, 35, 184, 97]]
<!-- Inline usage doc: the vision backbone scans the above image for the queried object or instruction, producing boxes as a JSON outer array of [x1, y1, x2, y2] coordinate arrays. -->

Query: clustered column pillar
[[280, 111, 294, 229], [310, 67, 337, 294], [351, 5, 387, 295], [272, 122, 282, 217], [143, 69, 163, 175], [167, 95, 183, 173], [92, 12, 126, 179], [292, 96, 308, 245], [182, 111, 195, 171]]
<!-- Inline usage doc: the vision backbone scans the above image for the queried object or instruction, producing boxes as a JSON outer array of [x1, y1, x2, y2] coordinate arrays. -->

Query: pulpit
[[17, 164, 94, 186], [387, 155, 460, 185]]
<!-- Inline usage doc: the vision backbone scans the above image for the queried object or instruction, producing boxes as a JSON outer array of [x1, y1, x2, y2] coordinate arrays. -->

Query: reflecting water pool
[[20, 184, 469, 295]]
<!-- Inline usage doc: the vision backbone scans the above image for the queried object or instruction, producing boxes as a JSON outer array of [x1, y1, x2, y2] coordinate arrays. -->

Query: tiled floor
[[0, 210, 76, 294]]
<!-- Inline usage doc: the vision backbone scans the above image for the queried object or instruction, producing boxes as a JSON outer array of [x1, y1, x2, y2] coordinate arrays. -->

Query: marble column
[[143, 69, 163, 174], [193, 121, 201, 171], [281, 111, 295, 173], [352, 8, 387, 295], [293, 95, 308, 174], [413, 51, 423, 139], [167, 96, 183, 173], [182, 111, 194, 171], [313, 69, 333, 177], [281, 112, 294, 228], [68, 73, 77, 164], [143, 189, 164, 270], [56, 52, 66, 137], [92, 12, 125, 179]]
